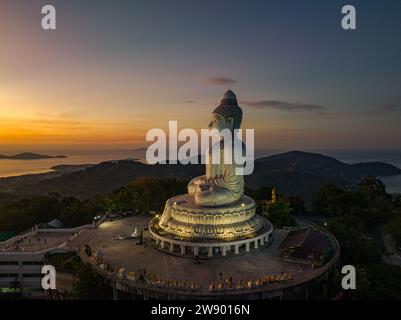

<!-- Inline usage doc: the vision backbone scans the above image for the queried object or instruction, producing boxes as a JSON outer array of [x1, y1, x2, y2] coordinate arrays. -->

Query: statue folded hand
[[186, 90, 244, 207]]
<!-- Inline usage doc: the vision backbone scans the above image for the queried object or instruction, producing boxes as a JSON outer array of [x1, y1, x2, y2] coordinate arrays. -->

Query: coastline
[[0, 150, 147, 178]]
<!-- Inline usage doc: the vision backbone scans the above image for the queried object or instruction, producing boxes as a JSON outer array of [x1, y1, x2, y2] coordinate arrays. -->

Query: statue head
[[209, 90, 243, 131]]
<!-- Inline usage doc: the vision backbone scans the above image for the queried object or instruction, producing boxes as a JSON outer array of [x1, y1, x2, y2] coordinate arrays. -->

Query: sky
[[0, 0, 400, 152]]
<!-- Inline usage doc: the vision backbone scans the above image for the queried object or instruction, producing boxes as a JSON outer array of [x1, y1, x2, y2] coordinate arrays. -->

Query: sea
[[0, 148, 401, 193], [0, 149, 147, 178]]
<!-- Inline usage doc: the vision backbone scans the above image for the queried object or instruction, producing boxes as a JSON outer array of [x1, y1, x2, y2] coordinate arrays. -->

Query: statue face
[[209, 113, 233, 131]]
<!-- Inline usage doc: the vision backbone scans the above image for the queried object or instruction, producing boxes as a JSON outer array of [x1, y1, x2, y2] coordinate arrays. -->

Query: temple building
[[279, 228, 334, 266], [149, 91, 273, 257]]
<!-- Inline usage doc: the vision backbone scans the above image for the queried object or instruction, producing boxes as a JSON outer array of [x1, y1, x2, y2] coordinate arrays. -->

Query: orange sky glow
[[0, 1, 400, 153]]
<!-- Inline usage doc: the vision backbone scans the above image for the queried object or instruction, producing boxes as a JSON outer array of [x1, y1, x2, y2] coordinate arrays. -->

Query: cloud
[[369, 104, 401, 116], [35, 111, 80, 119], [244, 99, 401, 117], [243, 100, 325, 112], [207, 77, 237, 85], [184, 100, 196, 104], [313, 103, 401, 118]]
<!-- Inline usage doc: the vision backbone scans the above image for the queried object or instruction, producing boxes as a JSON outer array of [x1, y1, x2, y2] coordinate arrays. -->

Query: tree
[[382, 210, 401, 246], [312, 178, 395, 231], [357, 176, 388, 200], [59, 198, 99, 228], [266, 199, 295, 228], [0, 196, 60, 233], [358, 264, 401, 300], [0, 195, 102, 233], [287, 196, 307, 215], [107, 178, 187, 213], [313, 183, 351, 217], [325, 217, 381, 265], [245, 186, 273, 201], [392, 194, 401, 207], [69, 263, 111, 300]]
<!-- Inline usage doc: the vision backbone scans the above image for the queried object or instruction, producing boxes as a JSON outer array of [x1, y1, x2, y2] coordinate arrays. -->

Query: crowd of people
[[1, 231, 81, 252], [87, 247, 293, 293], [88, 249, 127, 277], [88, 251, 201, 291], [0, 236, 48, 252], [208, 272, 293, 292], [128, 269, 200, 290]]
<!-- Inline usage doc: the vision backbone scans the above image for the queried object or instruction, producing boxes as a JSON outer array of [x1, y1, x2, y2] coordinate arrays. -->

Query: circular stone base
[[149, 217, 272, 257], [150, 230, 274, 260], [149, 194, 273, 257], [156, 194, 267, 241]]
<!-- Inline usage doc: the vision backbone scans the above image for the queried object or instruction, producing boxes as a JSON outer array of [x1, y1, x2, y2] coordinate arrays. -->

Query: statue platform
[[149, 194, 273, 257], [148, 91, 273, 257], [158, 194, 266, 240]]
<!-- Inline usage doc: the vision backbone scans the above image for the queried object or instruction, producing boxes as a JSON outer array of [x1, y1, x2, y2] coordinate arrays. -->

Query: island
[[0, 153, 67, 160]]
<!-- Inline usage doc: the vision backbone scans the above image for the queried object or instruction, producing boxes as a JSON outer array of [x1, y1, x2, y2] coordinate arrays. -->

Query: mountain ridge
[[5, 151, 401, 203], [256, 151, 401, 178]]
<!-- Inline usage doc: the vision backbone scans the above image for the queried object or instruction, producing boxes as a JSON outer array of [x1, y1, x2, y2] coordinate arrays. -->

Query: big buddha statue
[[149, 90, 272, 256], [188, 90, 245, 207]]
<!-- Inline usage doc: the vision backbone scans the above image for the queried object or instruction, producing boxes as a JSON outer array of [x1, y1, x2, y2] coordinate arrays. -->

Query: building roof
[[47, 219, 64, 229], [279, 228, 332, 255]]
